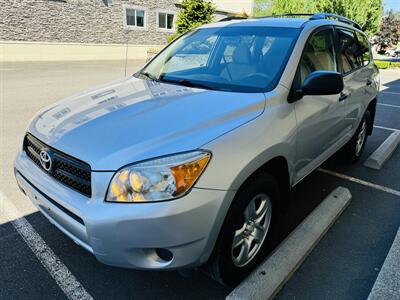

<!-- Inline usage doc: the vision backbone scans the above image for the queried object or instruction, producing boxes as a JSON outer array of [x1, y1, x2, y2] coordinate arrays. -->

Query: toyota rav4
[[14, 13, 379, 284]]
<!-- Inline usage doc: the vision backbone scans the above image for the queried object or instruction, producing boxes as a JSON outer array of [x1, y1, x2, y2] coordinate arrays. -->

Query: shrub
[[167, 33, 180, 43], [375, 60, 391, 69], [390, 62, 400, 68], [374, 60, 400, 69]]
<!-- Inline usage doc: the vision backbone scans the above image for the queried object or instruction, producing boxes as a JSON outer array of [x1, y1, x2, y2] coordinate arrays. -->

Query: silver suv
[[14, 13, 379, 284]]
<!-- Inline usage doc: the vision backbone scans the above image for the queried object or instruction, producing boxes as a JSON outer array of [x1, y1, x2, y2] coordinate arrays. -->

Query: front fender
[[196, 87, 297, 191]]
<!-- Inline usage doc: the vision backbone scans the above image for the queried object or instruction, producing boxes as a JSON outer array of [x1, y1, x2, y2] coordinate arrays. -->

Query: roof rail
[[256, 12, 361, 30], [310, 13, 361, 29], [218, 16, 248, 22], [258, 13, 314, 19]]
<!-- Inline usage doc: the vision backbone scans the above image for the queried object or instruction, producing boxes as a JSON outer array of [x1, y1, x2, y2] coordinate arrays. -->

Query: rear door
[[294, 27, 348, 181], [335, 27, 374, 134]]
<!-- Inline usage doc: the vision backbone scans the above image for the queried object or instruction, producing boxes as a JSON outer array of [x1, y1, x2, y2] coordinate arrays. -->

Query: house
[[1, 0, 254, 44], [213, 0, 254, 19], [0, 0, 254, 61]]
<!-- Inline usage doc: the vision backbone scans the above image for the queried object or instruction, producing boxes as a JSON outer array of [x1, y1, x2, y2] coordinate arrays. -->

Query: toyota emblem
[[39, 149, 53, 172]]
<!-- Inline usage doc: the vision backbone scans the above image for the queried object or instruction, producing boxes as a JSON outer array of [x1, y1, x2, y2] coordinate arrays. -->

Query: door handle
[[339, 93, 348, 101], [366, 79, 372, 86]]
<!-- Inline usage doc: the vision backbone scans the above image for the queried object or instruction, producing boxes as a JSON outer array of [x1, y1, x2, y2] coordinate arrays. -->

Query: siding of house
[[213, 0, 253, 15], [0, 0, 177, 44]]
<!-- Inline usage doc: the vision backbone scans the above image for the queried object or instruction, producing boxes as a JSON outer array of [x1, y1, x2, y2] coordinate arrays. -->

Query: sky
[[384, 0, 400, 11]]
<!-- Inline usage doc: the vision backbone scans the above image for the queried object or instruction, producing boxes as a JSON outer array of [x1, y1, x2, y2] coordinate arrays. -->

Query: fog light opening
[[155, 248, 173, 262]]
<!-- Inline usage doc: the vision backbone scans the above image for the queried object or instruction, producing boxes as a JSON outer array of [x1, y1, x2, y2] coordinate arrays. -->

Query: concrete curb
[[364, 131, 400, 170], [227, 187, 352, 300], [368, 227, 400, 300]]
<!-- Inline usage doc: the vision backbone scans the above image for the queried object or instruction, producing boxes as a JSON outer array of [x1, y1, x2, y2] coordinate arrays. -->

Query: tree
[[176, 0, 216, 34], [167, 0, 216, 42], [254, 0, 309, 16], [315, 0, 383, 36], [253, 0, 383, 36], [378, 11, 400, 45]]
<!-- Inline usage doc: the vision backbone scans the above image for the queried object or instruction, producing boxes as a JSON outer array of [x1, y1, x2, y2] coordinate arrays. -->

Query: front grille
[[23, 134, 92, 197]]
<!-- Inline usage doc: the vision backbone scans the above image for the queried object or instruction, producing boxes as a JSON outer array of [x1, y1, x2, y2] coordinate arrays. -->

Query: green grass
[[374, 60, 400, 69]]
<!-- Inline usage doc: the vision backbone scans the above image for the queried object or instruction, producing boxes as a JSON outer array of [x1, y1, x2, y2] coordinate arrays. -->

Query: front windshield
[[138, 26, 300, 93]]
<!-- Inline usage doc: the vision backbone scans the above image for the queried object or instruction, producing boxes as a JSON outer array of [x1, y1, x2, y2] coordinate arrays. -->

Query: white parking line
[[378, 103, 400, 109], [317, 168, 400, 197], [0, 191, 93, 300], [374, 125, 400, 132], [381, 91, 400, 95]]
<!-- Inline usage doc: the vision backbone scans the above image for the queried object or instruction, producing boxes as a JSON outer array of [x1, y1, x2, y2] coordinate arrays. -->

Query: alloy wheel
[[356, 119, 367, 157], [231, 193, 272, 267]]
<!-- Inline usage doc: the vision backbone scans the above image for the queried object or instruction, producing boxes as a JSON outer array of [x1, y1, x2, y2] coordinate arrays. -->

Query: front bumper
[[14, 150, 234, 270]]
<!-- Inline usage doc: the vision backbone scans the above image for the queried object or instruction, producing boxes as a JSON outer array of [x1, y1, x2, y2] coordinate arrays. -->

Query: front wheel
[[343, 110, 370, 163], [206, 173, 280, 285]]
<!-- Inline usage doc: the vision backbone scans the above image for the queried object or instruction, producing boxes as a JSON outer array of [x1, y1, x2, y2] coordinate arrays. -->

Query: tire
[[206, 172, 280, 285], [343, 110, 370, 163]]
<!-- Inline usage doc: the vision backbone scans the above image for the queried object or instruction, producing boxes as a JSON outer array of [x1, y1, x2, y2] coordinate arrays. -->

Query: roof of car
[[202, 17, 309, 29], [201, 14, 362, 33]]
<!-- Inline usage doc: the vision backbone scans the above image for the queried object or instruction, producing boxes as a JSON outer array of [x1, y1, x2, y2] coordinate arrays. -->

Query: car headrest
[[232, 44, 251, 64]]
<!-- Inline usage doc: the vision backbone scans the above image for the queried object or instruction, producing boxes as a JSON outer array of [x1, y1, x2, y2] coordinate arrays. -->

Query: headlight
[[106, 151, 211, 203]]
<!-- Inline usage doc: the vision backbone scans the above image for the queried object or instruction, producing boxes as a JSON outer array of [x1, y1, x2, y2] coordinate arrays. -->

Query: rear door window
[[337, 29, 362, 74], [355, 31, 371, 66]]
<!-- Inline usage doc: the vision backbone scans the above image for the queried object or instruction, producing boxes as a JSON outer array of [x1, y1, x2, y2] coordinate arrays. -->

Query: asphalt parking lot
[[1, 61, 399, 299]]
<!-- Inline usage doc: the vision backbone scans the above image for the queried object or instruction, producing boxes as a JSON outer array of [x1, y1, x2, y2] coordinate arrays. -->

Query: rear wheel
[[206, 173, 280, 285], [343, 110, 370, 163]]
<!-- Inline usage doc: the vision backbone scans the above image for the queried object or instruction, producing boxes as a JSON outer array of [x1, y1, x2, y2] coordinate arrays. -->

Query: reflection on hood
[[35, 79, 198, 141], [29, 76, 266, 170]]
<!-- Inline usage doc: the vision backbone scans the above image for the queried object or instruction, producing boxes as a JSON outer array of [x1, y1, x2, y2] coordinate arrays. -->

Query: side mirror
[[300, 71, 344, 97]]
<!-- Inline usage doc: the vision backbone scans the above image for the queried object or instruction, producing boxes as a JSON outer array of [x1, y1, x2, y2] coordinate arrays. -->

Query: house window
[[125, 7, 146, 28], [158, 12, 174, 30]]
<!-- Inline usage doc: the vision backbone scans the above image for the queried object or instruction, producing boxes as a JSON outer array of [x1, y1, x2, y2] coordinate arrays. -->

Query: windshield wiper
[[140, 74, 232, 92], [139, 71, 160, 81], [161, 78, 217, 90]]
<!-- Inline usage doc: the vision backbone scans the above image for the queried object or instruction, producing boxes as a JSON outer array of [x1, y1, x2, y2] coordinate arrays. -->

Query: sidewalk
[[368, 227, 400, 300]]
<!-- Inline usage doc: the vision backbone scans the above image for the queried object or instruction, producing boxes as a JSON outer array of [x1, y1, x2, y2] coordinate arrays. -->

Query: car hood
[[28, 77, 266, 170]]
